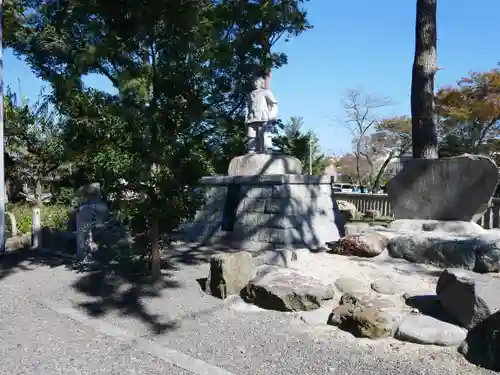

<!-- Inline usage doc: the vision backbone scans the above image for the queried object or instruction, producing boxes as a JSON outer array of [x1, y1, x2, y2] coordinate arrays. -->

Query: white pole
[[0, 0, 6, 255], [308, 133, 312, 175], [32, 207, 41, 248]]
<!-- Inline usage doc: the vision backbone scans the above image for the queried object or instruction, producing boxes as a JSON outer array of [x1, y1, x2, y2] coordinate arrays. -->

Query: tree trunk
[[411, 0, 439, 159], [355, 141, 362, 185], [150, 215, 161, 279], [371, 151, 397, 192]]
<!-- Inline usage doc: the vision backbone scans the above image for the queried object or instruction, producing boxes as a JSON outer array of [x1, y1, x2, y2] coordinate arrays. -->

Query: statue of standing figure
[[245, 76, 278, 154]]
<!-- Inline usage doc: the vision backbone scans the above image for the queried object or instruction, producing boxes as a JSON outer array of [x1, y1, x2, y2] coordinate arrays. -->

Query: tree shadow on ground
[[161, 241, 240, 265], [70, 259, 181, 335], [0, 249, 182, 335]]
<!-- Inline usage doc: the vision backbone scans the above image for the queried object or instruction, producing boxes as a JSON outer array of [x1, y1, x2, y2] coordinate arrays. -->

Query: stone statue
[[245, 76, 278, 153]]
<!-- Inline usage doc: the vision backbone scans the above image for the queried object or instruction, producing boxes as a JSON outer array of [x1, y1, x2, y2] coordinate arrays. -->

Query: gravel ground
[[0, 248, 496, 375], [0, 293, 194, 375]]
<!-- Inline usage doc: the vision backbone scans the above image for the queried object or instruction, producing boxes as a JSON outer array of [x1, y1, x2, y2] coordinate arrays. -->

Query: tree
[[4, 87, 66, 204], [436, 68, 500, 156], [411, 0, 439, 159], [368, 116, 412, 190], [342, 89, 391, 185], [274, 116, 329, 175], [336, 153, 372, 184], [7, 0, 311, 277]]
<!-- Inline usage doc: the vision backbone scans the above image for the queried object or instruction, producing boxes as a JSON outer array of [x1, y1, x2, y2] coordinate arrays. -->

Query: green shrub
[[54, 187, 75, 205], [6, 203, 70, 234]]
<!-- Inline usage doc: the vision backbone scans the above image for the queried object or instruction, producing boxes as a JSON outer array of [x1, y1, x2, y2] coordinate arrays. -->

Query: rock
[[327, 303, 353, 326], [387, 231, 500, 272], [327, 232, 388, 257], [371, 279, 401, 295], [328, 305, 393, 339], [245, 268, 335, 311], [404, 294, 456, 323], [328, 291, 407, 339], [5, 233, 31, 250], [344, 222, 371, 236], [254, 265, 280, 278], [337, 200, 358, 220], [395, 313, 466, 346], [386, 154, 498, 221], [207, 252, 253, 299], [459, 310, 500, 370], [388, 219, 485, 234], [223, 295, 264, 313], [253, 249, 293, 268], [253, 249, 310, 268], [300, 303, 337, 327], [436, 268, 500, 329], [335, 277, 368, 293], [228, 154, 302, 176], [340, 292, 398, 310], [291, 248, 311, 262]]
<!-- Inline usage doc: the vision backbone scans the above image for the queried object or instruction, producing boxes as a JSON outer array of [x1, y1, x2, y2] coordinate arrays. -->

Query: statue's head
[[253, 77, 265, 90]]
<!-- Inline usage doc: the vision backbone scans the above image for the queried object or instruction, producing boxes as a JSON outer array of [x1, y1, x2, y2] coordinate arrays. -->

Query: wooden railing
[[334, 192, 500, 229]]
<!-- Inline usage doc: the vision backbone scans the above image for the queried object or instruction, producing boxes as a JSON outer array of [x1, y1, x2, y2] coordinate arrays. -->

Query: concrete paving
[[0, 249, 495, 375]]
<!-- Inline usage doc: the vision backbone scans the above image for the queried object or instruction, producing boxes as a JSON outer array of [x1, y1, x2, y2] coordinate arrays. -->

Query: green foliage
[[436, 68, 500, 157], [7, 203, 69, 234], [3, 85, 68, 203], [274, 116, 329, 175], [6, 0, 312, 273], [7, 204, 32, 234], [53, 187, 75, 205]]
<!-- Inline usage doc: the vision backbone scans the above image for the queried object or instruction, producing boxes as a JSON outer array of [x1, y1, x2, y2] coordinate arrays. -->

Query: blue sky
[[5, 0, 500, 155]]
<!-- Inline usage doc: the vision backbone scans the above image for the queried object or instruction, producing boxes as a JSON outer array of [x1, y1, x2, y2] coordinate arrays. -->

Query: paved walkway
[[0, 249, 494, 375]]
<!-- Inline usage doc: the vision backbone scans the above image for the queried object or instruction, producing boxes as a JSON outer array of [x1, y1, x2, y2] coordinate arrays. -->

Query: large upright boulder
[[459, 310, 500, 370], [206, 252, 253, 299], [436, 269, 500, 329], [386, 154, 498, 221]]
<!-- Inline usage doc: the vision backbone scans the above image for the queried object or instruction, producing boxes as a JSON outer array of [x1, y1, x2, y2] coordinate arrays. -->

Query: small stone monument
[[75, 182, 110, 261], [182, 74, 344, 251]]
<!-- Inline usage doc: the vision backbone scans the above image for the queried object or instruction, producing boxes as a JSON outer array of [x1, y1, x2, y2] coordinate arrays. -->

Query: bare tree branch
[[341, 89, 392, 185]]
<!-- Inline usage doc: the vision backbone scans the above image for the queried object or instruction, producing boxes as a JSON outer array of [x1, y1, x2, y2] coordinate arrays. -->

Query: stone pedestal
[[387, 154, 499, 221], [228, 154, 302, 176], [182, 174, 344, 251]]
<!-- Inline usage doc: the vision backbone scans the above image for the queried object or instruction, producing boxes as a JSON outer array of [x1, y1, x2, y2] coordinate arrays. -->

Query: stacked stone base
[[182, 175, 344, 252]]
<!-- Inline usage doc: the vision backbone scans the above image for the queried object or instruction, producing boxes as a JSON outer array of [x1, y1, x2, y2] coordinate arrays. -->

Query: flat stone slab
[[335, 277, 368, 294], [386, 154, 498, 221], [228, 154, 302, 176], [387, 219, 485, 235], [387, 230, 500, 273], [371, 278, 402, 295], [395, 313, 466, 346], [437, 268, 500, 329], [245, 268, 335, 311]]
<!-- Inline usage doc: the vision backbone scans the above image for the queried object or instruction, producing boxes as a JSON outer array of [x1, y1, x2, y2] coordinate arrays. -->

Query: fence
[[334, 192, 500, 229]]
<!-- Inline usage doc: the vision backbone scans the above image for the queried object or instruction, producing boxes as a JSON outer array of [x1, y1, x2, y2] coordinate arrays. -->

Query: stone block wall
[[183, 175, 343, 252]]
